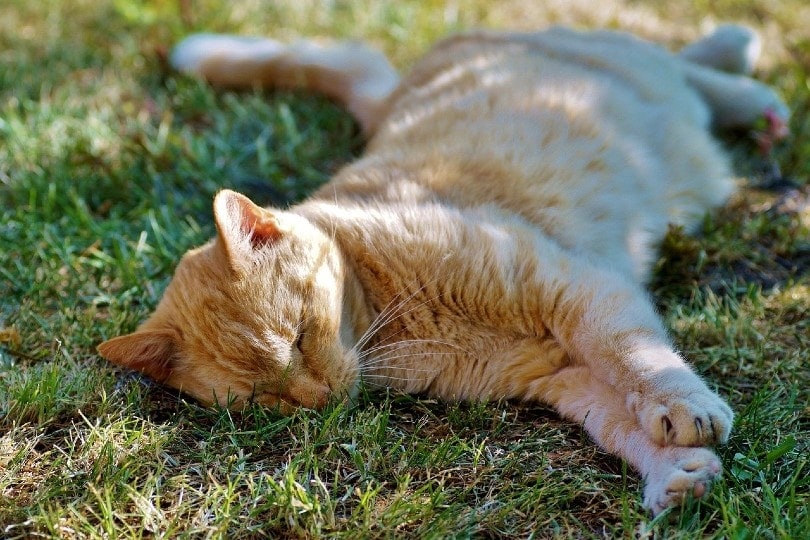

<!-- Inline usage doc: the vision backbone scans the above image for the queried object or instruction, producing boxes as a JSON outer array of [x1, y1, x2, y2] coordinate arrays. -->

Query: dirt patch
[[655, 184, 810, 300]]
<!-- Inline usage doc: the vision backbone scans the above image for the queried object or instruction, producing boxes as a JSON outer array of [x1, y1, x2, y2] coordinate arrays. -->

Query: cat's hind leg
[[679, 24, 761, 75], [677, 29, 789, 131], [532, 365, 724, 515], [682, 61, 789, 136], [170, 34, 399, 135]]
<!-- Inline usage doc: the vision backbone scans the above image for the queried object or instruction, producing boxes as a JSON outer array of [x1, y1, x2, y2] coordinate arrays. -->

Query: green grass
[[1, 0, 808, 537]]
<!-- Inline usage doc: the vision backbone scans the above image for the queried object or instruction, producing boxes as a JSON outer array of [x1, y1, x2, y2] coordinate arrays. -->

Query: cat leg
[[676, 25, 789, 132], [523, 255, 734, 449], [679, 24, 761, 75], [170, 34, 400, 134], [680, 57, 789, 130], [531, 365, 724, 515]]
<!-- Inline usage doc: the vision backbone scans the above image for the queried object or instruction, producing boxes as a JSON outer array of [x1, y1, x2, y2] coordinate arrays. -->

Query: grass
[[0, 0, 808, 537]]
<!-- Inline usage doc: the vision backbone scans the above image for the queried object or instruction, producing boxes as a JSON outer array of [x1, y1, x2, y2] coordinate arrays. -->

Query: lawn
[[1, 0, 808, 537]]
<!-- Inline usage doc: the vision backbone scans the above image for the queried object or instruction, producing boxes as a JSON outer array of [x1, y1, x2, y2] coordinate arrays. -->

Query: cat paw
[[643, 447, 722, 515], [628, 371, 734, 447]]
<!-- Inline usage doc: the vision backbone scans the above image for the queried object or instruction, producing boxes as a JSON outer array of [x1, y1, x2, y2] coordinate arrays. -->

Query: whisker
[[379, 292, 445, 330], [360, 373, 428, 384], [330, 187, 339, 243], [362, 280, 426, 331], [355, 325, 412, 358], [358, 349, 464, 366], [357, 337, 459, 358], [359, 340, 464, 358], [360, 365, 438, 374], [362, 336, 459, 351], [351, 314, 389, 355], [360, 351, 455, 368], [293, 314, 315, 336], [351, 277, 442, 353]]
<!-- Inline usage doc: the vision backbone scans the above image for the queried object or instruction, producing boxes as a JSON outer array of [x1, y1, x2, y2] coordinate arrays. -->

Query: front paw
[[643, 447, 722, 515], [628, 371, 734, 447]]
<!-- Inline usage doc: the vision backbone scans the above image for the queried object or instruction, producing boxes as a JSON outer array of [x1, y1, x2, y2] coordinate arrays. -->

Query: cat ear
[[97, 329, 177, 382], [213, 189, 283, 263]]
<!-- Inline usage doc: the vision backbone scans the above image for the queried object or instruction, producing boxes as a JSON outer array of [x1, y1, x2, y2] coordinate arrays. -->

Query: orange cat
[[99, 25, 788, 514]]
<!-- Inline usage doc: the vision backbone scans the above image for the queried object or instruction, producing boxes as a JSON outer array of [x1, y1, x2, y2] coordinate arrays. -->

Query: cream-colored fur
[[99, 25, 788, 514]]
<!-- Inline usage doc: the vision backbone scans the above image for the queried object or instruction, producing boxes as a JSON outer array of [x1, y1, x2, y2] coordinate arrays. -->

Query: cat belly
[[360, 30, 734, 282]]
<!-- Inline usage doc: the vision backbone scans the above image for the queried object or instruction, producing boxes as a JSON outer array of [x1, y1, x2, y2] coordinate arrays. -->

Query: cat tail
[[170, 34, 400, 135], [677, 25, 790, 132]]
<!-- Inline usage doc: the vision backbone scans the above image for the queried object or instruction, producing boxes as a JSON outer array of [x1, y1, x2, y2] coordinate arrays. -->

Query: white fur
[[170, 34, 286, 74], [680, 24, 761, 75]]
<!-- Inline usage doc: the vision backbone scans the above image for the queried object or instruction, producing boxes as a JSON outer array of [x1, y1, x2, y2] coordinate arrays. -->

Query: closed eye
[[294, 332, 305, 353]]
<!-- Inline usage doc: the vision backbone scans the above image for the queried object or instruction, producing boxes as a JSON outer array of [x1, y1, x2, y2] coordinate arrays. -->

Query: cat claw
[[662, 416, 672, 445], [628, 382, 734, 447]]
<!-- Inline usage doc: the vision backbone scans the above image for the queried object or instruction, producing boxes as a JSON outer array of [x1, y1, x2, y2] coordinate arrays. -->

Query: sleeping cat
[[98, 24, 788, 514]]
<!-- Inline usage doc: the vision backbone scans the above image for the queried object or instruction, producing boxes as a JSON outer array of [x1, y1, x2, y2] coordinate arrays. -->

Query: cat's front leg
[[534, 365, 724, 514], [529, 256, 733, 448], [575, 325, 734, 447]]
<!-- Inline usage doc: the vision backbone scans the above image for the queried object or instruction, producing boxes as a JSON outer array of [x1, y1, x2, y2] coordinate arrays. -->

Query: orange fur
[[99, 25, 789, 514]]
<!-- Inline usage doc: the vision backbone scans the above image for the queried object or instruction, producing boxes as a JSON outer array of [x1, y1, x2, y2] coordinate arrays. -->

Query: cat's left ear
[[213, 189, 283, 270], [97, 329, 178, 382]]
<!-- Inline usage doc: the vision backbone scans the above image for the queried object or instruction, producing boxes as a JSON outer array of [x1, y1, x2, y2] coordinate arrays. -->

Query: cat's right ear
[[213, 189, 283, 272], [97, 330, 177, 382]]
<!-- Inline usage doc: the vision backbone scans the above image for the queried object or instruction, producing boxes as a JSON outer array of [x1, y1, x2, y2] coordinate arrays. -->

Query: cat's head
[[98, 189, 359, 412]]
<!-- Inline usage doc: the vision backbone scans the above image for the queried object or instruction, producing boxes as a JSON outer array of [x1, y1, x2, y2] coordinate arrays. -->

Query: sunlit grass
[[1, 0, 807, 537]]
